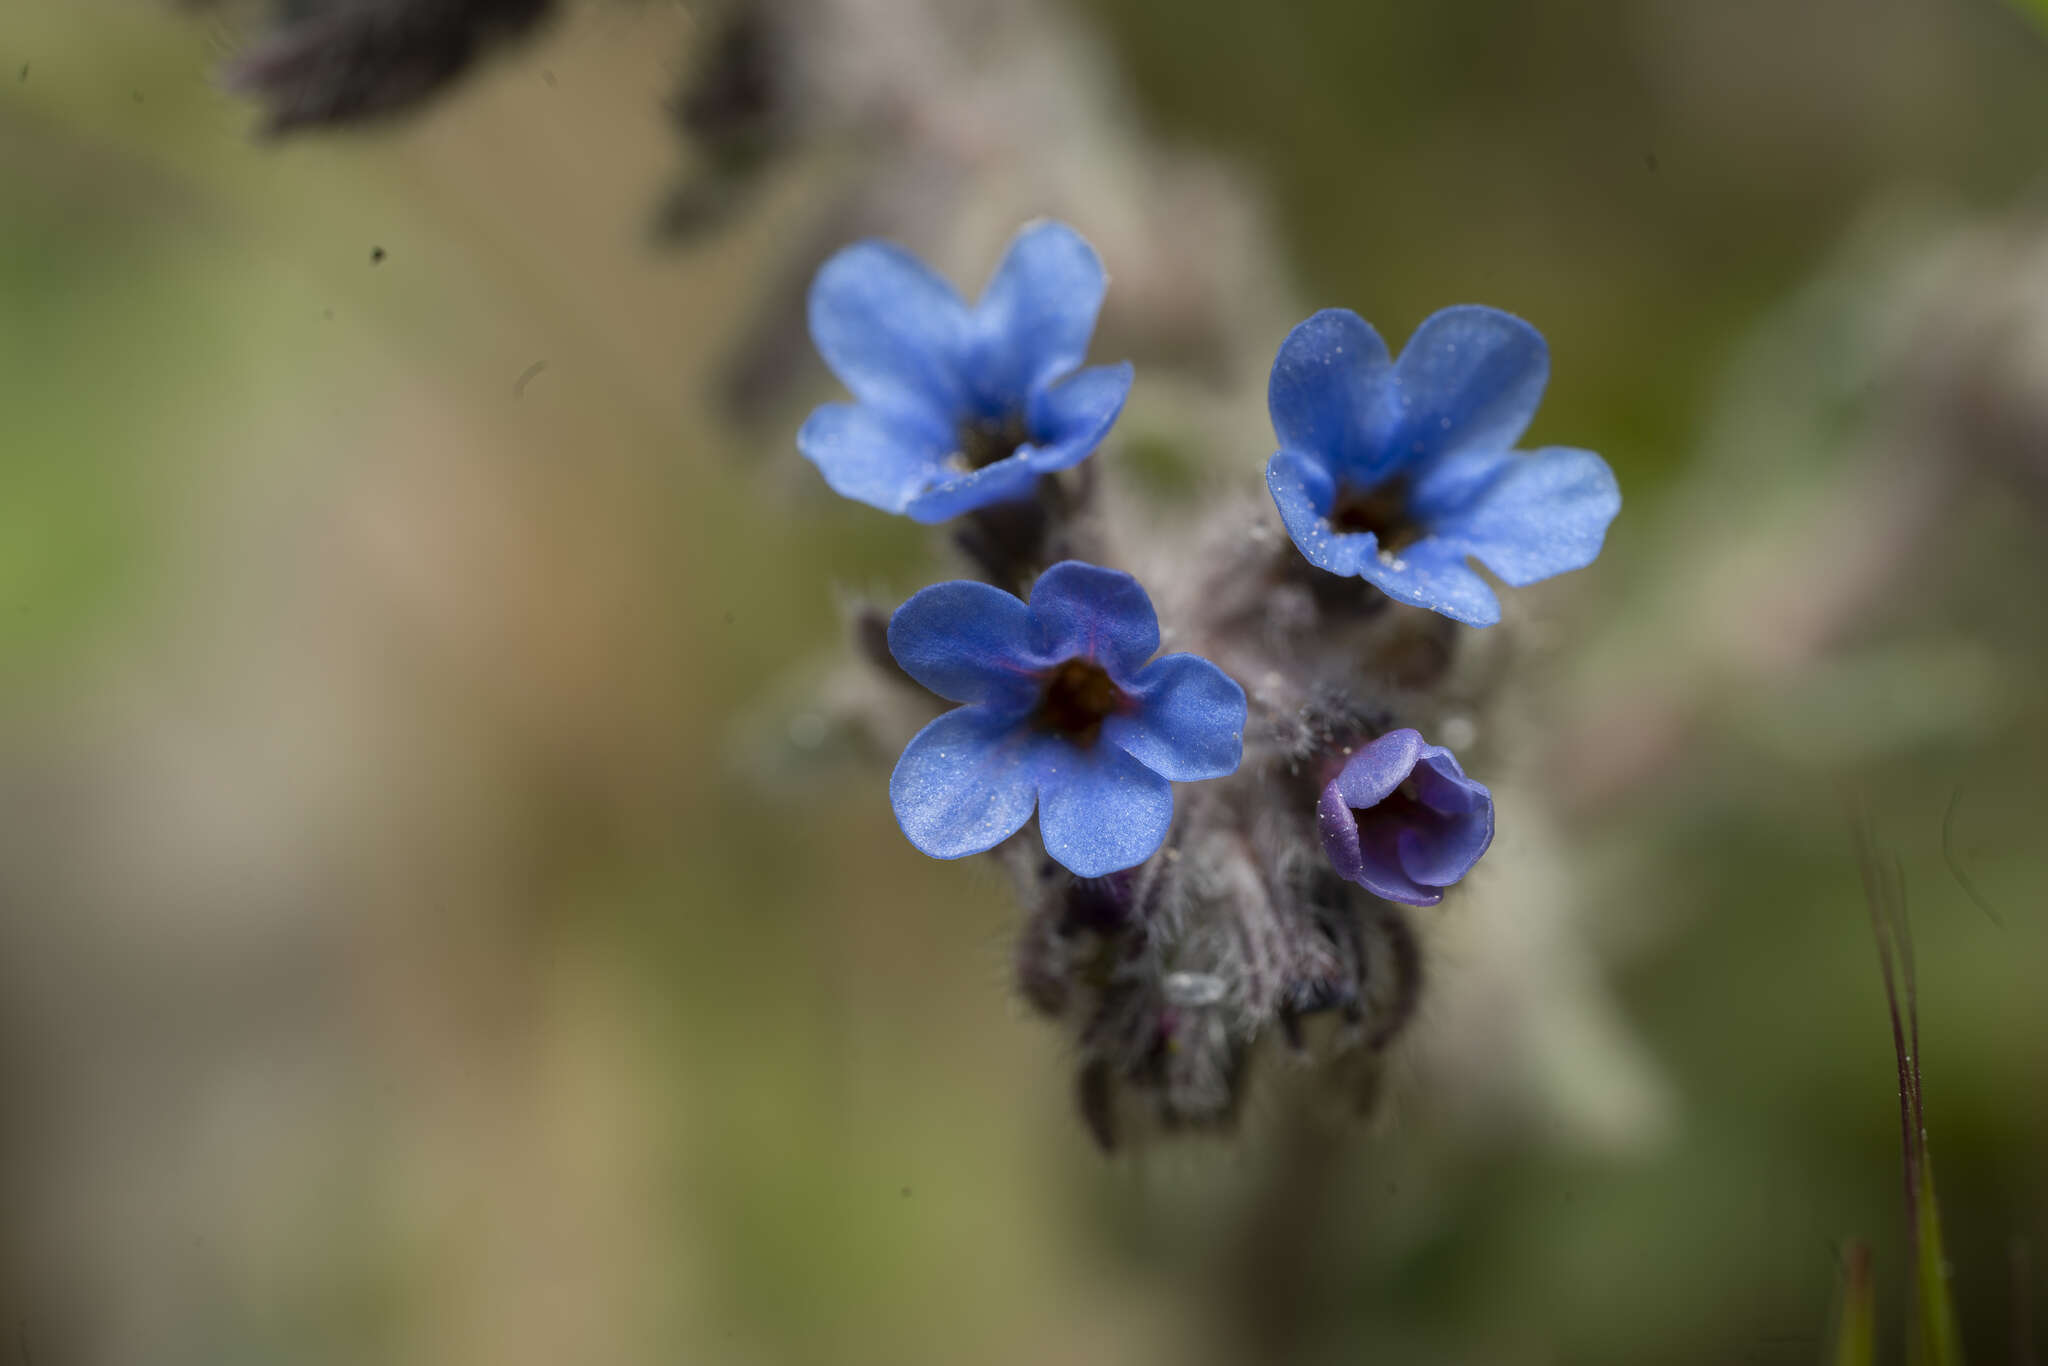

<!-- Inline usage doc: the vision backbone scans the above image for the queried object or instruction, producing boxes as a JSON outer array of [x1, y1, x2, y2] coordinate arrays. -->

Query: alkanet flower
[[1264, 306, 1620, 626], [798, 221, 1135, 523], [887, 561, 1246, 877], [1317, 729, 1494, 906]]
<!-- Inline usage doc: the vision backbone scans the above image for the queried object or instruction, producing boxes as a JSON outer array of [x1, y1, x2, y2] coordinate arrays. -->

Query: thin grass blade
[[1914, 1164, 1967, 1366], [1832, 1241, 1877, 1366]]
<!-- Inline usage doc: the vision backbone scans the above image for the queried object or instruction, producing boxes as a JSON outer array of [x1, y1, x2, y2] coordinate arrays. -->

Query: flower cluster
[[797, 220, 1620, 1143]]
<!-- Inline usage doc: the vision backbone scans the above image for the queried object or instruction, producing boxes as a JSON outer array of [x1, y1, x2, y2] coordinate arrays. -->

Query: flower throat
[[952, 410, 1031, 472], [1035, 657, 1126, 744], [1331, 477, 1425, 553]]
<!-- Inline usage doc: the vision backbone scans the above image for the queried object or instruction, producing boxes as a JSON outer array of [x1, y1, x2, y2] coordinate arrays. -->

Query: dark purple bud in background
[[652, 0, 796, 243], [221, 0, 554, 135]]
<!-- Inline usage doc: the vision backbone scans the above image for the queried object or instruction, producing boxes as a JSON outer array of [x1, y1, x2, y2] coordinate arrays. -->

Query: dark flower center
[[1330, 477, 1424, 552], [1350, 777, 1462, 868], [1353, 779, 1427, 833], [949, 410, 1031, 473], [1035, 657, 1128, 745]]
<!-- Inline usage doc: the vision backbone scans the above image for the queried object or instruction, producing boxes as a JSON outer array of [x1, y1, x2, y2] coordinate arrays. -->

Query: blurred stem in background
[[1852, 813, 1965, 1366]]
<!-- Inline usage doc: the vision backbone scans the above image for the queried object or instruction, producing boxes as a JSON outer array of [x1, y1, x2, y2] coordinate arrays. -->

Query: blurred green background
[[2, 2, 2044, 1363]]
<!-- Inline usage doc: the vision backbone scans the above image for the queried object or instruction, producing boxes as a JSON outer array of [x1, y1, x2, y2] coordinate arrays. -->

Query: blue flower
[[887, 561, 1246, 877], [1264, 306, 1620, 627], [798, 221, 1135, 523], [1316, 729, 1493, 907]]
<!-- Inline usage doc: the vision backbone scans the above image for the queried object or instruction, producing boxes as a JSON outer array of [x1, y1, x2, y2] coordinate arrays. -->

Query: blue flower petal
[[1035, 742, 1173, 877], [1352, 538, 1503, 628], [967, 221, 1107, 410], [1026, 561, 1159, 679], [1328, 729, 1424, 809], [887, 581, 1040, 710], [1419, 445, 1620, 587], [1265, 447, 1353, 568], [901, 454, 1043, 523], [1409, 749, 1491, 815], [1265, 446, 1405, 576], [890, 708, 1048, 860], [1317, 781, 1438, 905], [1023, 361, 1133, 473], [1401, 446, 1515, 519], [1268, 309, 1397, 480], [1389, 306, 1547, 463], [797, 402, 950, 514], [1398, 809, 1494, 887], [1104, 653, 1246, 782], [1268, 449, 1505, 625], [1394, 753, 1495, 885], [1354, 855, 1440, 906], [809, 240, 971, 424]]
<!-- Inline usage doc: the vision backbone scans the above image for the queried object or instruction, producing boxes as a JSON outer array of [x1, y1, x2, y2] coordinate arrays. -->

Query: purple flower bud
[[1316, 729, 1493, 906]]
